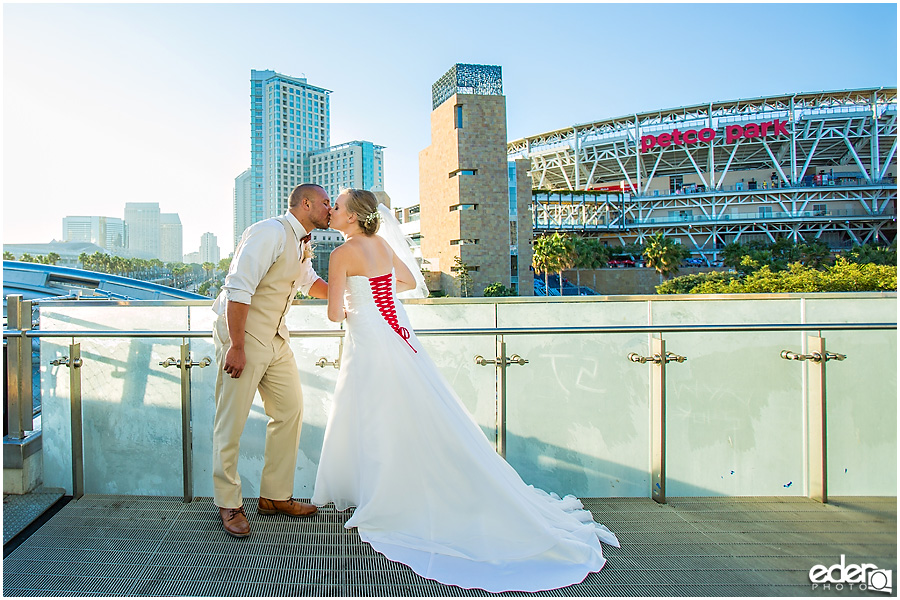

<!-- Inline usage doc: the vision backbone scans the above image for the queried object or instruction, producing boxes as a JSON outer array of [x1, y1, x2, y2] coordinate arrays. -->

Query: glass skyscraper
[[309, 140, 385, 201], [250, 70, 331, 221]]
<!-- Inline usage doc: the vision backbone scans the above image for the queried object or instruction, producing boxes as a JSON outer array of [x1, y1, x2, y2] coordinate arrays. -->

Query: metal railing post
[[50, 343, 84, 498], [496, 336, 507, 459], [159, 344, 210, 503], [650, 336, 667, 504], [629, 336, 687, 504], [69, 343, 84, 499], [180, 342, 194, 503], [474, 335, 528, 459], [6, 295, 34, 439], [807, 336, 829, 503], [781, 335, 846, 503]]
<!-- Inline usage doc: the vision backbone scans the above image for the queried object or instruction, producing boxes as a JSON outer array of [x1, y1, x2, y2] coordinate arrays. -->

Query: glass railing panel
[[803, 296, 898, 496], [189, 301, 343, 499], [40, 304, 190, 496], [649, 298, 806, 497], [402, 301, 498, 442], [498, 300, 652, 498]]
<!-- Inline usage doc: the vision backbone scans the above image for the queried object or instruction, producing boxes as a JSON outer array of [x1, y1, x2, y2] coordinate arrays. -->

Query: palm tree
[[843, 242, 897, 266], [173, 263, 191, 289], [643, 233, 690, 280], [202, 261, 215, 282], [218, 257, 232, 274], [45, 252, 61, 265], [532, 233, 575, 295], [19, 253, 35, 263], [571, 236, 610, 290], [799, 241, 832, 269], [532, 236, 554, 293], [150, 259, 164, 279], [3, 251, 15, 260]]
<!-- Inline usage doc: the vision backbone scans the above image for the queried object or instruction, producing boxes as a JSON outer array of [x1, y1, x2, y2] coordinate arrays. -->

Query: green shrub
[[657, 258, 897, 294], [483, 282, 517, 297], [656, 271, 741, 294]]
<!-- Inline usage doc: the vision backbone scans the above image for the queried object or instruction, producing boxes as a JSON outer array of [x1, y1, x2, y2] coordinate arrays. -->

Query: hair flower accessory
[[364, 211, 380, 226]]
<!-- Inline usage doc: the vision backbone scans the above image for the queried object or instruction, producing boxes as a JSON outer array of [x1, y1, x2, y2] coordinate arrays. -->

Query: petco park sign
[[640, 119, 790, 153]]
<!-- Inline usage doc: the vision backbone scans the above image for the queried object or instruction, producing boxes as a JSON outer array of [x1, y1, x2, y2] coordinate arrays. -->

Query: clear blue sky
[[4, 3, 897, 255]]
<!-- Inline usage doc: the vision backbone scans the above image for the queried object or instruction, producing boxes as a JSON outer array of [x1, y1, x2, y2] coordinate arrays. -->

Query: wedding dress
[[310, 264, 619, 591]]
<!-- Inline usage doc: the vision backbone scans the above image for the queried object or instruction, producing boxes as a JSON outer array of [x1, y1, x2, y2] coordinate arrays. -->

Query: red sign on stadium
[[640, 119, 790, 153]]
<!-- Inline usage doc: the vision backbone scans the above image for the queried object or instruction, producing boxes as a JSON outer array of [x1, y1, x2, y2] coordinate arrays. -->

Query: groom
[[211, 183, 332, 538]]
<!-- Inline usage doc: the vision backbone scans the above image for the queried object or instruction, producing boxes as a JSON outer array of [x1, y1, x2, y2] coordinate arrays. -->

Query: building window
[[455, 104, 463, 128], [449, 169, 477, 178], [450, 239, 478, 246], [449, 204, 478, 212]]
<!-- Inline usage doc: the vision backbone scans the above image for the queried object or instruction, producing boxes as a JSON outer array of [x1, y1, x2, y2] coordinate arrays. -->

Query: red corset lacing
[[369, 273, 416, 353]]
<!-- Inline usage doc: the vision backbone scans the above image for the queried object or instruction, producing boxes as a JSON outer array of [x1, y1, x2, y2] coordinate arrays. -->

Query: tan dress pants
[[212, 315, 304, 508]]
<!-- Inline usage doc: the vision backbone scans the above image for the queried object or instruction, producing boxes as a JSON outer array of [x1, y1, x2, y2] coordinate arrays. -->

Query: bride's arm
[[392, 248, 416, 293], [327, 246, 348, 322]]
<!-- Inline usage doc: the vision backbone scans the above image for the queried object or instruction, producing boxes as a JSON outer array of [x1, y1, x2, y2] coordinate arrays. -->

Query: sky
[[3, 3, 897, 256]]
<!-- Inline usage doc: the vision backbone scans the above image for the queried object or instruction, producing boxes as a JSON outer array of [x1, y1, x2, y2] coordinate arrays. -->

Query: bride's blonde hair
[[343, 189, 381, 236]]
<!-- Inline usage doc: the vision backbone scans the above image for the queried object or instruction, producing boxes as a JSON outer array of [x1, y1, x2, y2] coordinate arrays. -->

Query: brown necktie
[[300, 233, 312, 244]]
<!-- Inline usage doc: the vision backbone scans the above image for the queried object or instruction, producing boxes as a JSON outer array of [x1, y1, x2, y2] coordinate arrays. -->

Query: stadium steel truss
[[509, 88, 897, 261]]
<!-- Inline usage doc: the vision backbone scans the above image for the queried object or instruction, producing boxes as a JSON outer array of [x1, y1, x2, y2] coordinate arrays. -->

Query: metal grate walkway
[[3, 495, 896, 596]]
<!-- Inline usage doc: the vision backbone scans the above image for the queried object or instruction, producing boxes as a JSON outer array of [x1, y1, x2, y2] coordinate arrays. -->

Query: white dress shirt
[[212, 212, 320, 316]]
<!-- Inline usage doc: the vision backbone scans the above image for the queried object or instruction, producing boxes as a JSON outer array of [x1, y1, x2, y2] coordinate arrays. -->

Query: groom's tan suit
[[212, 214, 318, 509]]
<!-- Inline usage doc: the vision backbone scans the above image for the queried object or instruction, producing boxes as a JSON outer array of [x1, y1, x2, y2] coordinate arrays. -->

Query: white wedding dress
[[311, 272, 619, 592]]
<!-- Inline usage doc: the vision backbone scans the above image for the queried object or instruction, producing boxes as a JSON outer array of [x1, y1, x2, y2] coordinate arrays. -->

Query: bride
[[311, 189, 619, 592]]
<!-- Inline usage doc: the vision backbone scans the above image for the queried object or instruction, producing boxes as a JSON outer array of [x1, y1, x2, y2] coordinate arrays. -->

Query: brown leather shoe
[[219, 506, 251, 538], [257, 497, 317, 517]]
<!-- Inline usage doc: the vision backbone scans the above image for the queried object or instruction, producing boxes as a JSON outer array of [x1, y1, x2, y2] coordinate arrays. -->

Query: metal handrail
[[3, 322, 897, 340]]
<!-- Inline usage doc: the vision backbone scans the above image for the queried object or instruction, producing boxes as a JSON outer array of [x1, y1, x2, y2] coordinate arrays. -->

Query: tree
[[45, 252, 61, 265], [532, 232, 575, 294], [19, 253, 35, 263], [722, 242, 747, 270], [150, 259, 164, 279], [452, 256, 474, 298], [218, 257, 232, 274], [643, 233, 690, 280], [3, 251, 15, 260], [571, 235, 609, 289], [843, 242, 897, 266], [799, 240, 832, 269], [202, 262, 216, 282], [173, 263, 192, 288]]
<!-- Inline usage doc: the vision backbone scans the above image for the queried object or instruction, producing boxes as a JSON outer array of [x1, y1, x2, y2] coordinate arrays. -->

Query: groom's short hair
[[289, 183, 325, 208]]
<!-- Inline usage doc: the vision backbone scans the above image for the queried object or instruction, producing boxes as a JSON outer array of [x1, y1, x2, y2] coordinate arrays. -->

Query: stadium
[[508, 87, 897, 265]]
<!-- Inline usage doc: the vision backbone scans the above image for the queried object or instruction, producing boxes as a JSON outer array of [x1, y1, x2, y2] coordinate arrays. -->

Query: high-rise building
[[233, 168, 252, 252], [62, 216, 125, 252], [310, 140, 385, 200], [251, 69, 331, 222], [159, 213, 183, 263], [200, 232, 220, 265], [419, 64, 533, 296], [124, 202, 161, 259]]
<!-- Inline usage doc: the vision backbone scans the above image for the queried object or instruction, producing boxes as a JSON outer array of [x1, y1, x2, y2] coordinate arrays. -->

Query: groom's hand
[[224, 346, 246, 378]]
